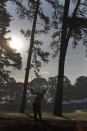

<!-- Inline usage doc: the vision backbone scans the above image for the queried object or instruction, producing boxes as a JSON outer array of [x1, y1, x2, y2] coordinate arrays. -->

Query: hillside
[[0, 113, 87, 131]]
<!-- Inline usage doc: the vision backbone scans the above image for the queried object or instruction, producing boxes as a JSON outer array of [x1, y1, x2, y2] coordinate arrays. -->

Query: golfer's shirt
[[33, 92, 44, 104]]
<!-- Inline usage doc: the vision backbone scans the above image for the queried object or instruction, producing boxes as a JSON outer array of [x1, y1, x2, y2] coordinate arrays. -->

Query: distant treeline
[[63, 76, 87, 100], [0, 75, 87, 105]]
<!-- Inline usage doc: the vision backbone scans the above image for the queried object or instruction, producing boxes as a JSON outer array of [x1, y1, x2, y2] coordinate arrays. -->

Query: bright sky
[[6, 1, 87, 85]]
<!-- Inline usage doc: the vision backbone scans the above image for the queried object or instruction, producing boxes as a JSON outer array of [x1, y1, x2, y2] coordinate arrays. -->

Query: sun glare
[[9, 37, 22, 51]]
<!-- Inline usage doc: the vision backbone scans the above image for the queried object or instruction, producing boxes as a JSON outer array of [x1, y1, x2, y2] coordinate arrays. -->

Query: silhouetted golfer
[[30, 88, 46, 122]]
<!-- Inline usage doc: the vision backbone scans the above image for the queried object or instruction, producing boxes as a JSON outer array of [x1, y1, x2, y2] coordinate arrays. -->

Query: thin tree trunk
[[53, 0, 70, 116], [20, 0, 40, 113]]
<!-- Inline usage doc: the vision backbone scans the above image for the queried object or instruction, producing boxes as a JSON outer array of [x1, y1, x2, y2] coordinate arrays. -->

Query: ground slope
[[0, 112, 87, 131]]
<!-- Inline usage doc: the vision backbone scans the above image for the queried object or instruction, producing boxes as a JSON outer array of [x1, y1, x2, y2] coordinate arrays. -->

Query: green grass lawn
[[64, 111, 87, 121], [0, 111, 87, 121], [0, 111, 87, 131], [42, 111, 87, 120]]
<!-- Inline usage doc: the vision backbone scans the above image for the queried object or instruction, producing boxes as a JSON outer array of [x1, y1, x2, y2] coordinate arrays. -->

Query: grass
[[0, 113, 28, 118], [0, 112, 87, 131], [63, 111, 87, 121], [43, 111, 87, 120]]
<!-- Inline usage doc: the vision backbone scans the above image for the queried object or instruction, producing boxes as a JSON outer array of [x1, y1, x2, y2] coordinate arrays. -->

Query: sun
[[9, 37, 22, 51]]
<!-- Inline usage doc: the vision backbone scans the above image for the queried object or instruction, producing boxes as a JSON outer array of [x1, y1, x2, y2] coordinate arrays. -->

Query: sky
[[6, 0, 87, 85]]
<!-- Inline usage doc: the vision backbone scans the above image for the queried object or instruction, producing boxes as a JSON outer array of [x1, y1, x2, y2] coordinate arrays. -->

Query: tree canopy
[[12, 0, 50, 76], [0, 0, 22, 83], [50, 0, 87, 56]]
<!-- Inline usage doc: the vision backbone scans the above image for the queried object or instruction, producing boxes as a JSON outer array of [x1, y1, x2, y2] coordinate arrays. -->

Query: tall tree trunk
[[20, 0, 40, 113], [53, 0, 81, 116], [53, 0, 70, 116]]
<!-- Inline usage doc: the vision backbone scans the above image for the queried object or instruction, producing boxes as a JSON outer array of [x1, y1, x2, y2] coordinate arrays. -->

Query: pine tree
[[49, 0, 87, 116], [12, 0, 50, 113], [0, 0, 22, 83]]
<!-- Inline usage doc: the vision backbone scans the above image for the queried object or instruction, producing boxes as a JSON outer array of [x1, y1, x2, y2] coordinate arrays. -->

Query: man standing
[[30, 88, 46, 122]]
